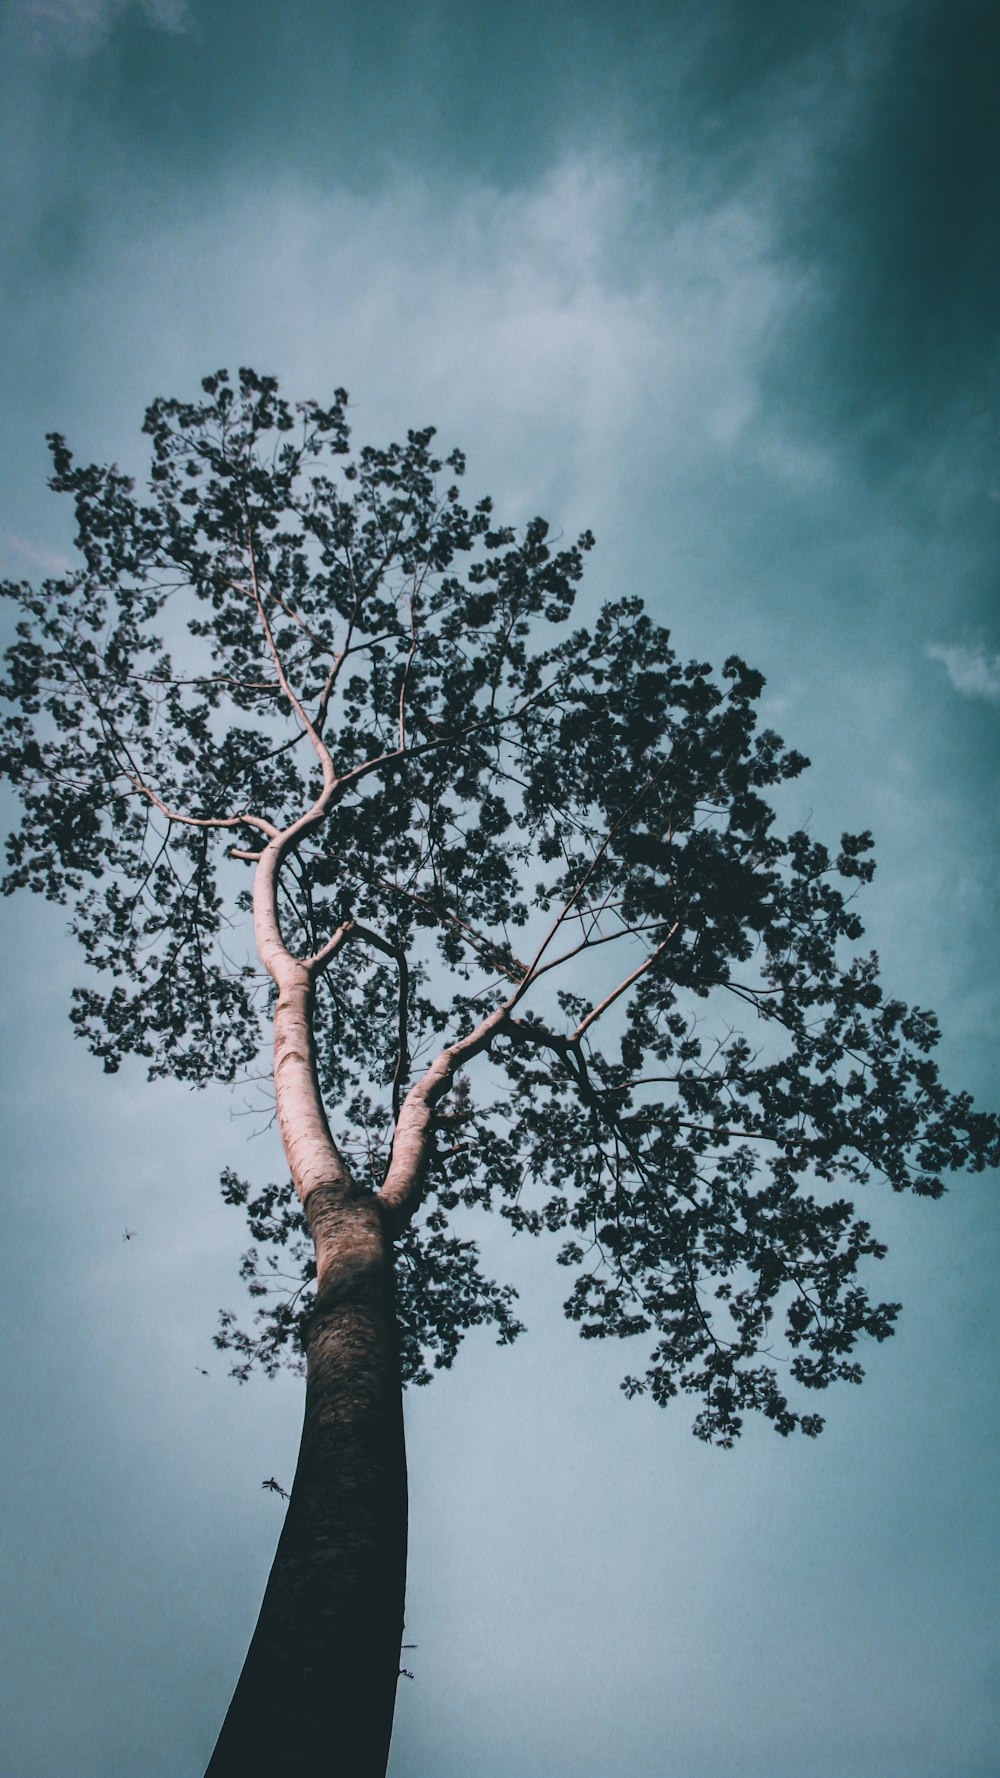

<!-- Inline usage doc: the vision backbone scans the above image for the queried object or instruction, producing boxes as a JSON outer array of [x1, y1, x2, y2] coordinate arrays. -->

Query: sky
[[0, 2, 998, 1774]]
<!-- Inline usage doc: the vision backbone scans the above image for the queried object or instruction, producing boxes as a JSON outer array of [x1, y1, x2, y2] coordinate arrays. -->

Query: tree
[[1, 368, 996, 1777]]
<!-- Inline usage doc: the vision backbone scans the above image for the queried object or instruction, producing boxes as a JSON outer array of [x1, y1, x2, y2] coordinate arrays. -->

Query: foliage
[[2, 367, 996, 1445]]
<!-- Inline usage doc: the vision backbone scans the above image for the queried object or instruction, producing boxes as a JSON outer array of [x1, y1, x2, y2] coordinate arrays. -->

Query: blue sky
[[1, 2, 998, 1774]]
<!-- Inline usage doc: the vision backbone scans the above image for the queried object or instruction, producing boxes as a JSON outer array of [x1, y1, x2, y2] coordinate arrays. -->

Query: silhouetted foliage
[[3, 367, 997, 1448]]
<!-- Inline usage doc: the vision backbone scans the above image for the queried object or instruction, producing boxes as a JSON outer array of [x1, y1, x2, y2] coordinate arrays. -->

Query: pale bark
[[206, 826, 409, 1776], [379, 1002, 508, 1230]]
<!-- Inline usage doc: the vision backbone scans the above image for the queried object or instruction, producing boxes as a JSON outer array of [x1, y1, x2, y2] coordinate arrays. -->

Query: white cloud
[[43, 153, 810, 551], [926, 641, 1000, 703]]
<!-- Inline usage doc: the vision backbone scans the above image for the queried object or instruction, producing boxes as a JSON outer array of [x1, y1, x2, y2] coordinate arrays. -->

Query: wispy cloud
[[21, 0, 190, 53], [926, 642, 1000, 704], [0, 529, 74, 576], [50, 153, 809, 543]]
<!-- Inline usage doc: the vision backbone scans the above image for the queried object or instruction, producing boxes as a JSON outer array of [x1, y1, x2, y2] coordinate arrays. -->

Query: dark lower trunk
[[205, 1202, 407, 1778]]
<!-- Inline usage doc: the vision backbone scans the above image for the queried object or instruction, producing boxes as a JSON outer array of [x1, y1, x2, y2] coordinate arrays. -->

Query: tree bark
[[204, 1192, 407, 1778], [206, 931, 410, 1777]]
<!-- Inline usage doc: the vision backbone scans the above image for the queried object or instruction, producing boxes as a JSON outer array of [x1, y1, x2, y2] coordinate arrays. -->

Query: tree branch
[[397, 598, 418, 754], [571, 923, 680, 1043], [375, 874, 526, 981], [378, 1002, 509, 1233], [245, 527, 336, 798], [506, 755, 674, 1009], [305, 919, 411, 1119], [527, 914, 678, 984], [125, 774, 278, 839], [333, 674, 563, 797]]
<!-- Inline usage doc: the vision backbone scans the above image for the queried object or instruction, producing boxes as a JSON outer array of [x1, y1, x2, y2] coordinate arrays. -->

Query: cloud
[[0, 529, 75, 576], [20, 0, 190, 53], [38, 152, 811, 544], [926, 641, 1000, 703]]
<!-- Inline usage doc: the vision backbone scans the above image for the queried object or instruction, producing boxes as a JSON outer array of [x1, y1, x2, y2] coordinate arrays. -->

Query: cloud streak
[[0, 529, 75, 575], [20, 0, 190, 53]]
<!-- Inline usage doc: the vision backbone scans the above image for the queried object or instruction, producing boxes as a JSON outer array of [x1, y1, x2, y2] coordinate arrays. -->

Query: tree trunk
[[204, 1192, 407, 1778]]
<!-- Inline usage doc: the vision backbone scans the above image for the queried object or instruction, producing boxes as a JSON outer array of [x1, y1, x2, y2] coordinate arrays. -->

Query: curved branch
[[52, 636, 280, 845], [125, 774, 278, 839], [378, 1002, 509, 1233], [245, 528, 336, 798], [244, 531, 347, 978]]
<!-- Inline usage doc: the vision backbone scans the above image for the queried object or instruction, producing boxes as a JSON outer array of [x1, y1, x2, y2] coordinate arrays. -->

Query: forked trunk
[[205, 1191, 407, 1777]]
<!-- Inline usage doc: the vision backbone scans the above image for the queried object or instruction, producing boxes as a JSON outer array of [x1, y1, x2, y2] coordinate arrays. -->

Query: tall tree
[[2, 369, 996, 1776]]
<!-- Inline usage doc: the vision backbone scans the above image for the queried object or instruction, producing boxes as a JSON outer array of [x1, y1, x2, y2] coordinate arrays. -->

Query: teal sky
[[1, 3, 998, 1775]]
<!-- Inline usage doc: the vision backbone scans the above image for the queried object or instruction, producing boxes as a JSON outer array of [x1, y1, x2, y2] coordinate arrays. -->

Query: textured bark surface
[[271, 964, 358, 1222], [205, 1195, 407, 1778], [207, 844, 411, 1778]]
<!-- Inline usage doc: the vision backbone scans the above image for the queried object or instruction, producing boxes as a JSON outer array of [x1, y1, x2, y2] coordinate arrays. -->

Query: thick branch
[[378, 1003, 509, 1233], [246, 542, 347, 976]]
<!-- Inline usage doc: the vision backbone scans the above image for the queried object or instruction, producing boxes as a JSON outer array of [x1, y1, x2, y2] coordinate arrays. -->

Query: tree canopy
[[3, 366, 996, 1447]]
